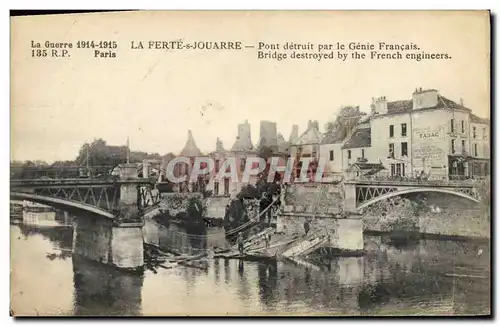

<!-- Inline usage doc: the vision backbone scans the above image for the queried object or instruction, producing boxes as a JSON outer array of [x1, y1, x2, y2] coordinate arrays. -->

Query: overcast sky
[[11, 11, 489, 163]]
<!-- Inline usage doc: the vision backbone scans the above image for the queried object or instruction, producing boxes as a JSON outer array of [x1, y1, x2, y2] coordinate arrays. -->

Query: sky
[[10, 11, 490, 163]]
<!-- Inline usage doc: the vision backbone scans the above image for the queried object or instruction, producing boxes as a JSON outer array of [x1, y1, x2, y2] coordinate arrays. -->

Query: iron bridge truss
[[356, 186, 398, 205], [355, 185, 480, 206], [33, 185, 121, 212], [13, 183, 163, 217]]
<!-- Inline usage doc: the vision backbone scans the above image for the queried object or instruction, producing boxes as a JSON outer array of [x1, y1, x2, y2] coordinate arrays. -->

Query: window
[[347, 150, 351, 160], [462, 140, 466, 153], [389, 125, 394, 138], [473, 126, 477, 139], [214, 181, 219, 196], [329, 150, 334, 161], [401, 123, 407, 137], [361, 149, 365, 158], [474, 143, 478, 157], [461, 121, 465, 133], [390, 163, 405, 177], [451, 139, 455, 154], [215, 160, 220, 173], [483, 127, 487, 140], [389, 143, 394, 157], [240, 157, 246, 171], [450, 119, 455, 133], [401, 142, 408, 157]]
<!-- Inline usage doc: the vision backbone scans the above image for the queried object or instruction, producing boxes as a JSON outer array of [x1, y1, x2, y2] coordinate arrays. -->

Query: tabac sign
[[412, 125, 446, 164], [414, 125, 444, 139]]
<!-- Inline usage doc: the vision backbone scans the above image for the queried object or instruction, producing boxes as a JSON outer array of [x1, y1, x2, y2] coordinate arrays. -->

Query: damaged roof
[[342, 128, 371, 149]]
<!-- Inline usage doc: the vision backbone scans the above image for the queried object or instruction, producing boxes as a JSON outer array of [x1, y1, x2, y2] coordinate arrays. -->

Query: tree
[[324, 105, 366, 136], [363, 196, 422, 236], [75, 138, 166, 168]]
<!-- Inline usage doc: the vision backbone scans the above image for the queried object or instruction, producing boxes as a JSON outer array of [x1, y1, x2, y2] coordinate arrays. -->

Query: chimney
[[259, 121, 278, 148], [313, 120, 319, 130], [216, 137, 224, 151], [412, 87, 438, 110], [307, 120, 314, 130], [237, 120, 253, 150], [460, 98, 464, 106], [374, 96, 388, 114]]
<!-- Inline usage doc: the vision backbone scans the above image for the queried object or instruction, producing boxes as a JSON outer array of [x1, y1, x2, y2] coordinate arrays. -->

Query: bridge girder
[[10, 179, 162, 220], [356, 186, 480, 211]]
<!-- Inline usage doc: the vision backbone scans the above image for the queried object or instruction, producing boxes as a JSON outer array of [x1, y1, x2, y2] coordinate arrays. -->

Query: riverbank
[[364, 229, 491, 244]]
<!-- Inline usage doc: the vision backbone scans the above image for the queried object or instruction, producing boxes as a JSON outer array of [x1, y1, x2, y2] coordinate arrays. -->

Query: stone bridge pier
[[73, 163, 144, 272], [278, 183, 364, 253]]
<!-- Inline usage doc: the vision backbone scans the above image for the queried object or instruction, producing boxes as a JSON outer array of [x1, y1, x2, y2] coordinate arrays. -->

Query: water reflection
[[72, 255, 144, 316], [10, 212, 491, 316]]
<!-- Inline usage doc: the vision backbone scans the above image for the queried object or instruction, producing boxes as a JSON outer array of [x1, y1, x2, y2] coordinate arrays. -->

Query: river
[[10, 212, 490, 316]]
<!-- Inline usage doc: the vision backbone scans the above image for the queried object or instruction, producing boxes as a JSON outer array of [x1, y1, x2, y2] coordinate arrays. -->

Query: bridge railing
[[10, 165, 119, 180], [348, 170, 487, 185]]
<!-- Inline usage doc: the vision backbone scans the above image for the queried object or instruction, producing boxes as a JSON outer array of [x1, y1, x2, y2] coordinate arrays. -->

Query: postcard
[[10, 10, 491, 316]]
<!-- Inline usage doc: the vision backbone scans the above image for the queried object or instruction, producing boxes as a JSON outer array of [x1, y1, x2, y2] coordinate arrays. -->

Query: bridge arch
[[11, 192, 115, 219], [357, 187, 479, 212]]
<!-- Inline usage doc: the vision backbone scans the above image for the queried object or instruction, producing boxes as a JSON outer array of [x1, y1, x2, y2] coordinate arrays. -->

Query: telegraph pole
[[126, 137, 130, 164], [86, 142, 91, 178], [86, 143, 90, 170]]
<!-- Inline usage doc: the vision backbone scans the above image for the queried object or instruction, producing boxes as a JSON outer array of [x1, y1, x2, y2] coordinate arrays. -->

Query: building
[[257, 120, 279, 151], [319, 107, 367, 176], [288, 120, 322, 179], [319, 129, 345, 176], [277, 133, 290, 154], [207, 137, 230, 196], [175, 130, 205, 192], [469, 114, 490, 176], [351, 87, 490, 180], [289, 120, 321, 160], [341, 127, 372, 170], [206, 120, 260, 197]]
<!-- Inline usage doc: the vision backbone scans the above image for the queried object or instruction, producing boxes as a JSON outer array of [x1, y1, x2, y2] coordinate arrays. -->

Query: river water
[[10, 213, 490, 316]]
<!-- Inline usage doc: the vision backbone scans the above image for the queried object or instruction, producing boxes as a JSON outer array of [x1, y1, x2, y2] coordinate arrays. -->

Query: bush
[[365, 196, 421, 233]]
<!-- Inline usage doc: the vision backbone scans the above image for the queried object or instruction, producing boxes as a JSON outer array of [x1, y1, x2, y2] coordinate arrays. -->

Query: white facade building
[[341, 88, 490, 180]]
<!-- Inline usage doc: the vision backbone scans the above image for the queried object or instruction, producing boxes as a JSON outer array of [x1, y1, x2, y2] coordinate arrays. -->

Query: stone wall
[[331, 218, 364, 251], [362, 192, 489, 238], [283, 183, 343, 215], [277, 214, 336, 236], [278, 183, 363, 252], [417, 193, 489, 238]]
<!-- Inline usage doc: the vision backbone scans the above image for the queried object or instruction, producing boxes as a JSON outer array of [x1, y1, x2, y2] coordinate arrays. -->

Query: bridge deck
[[346, 180, 476, 188], [11, 178, 154, 187]]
